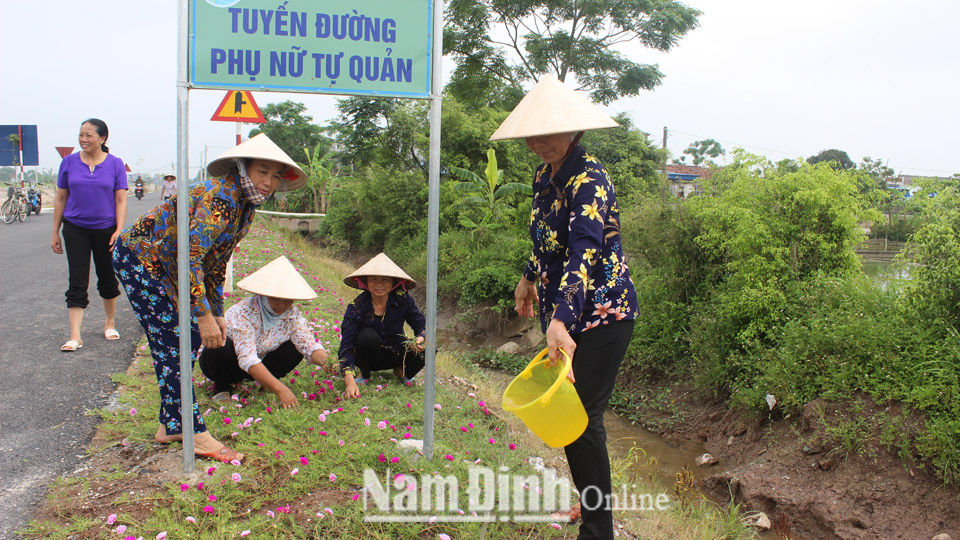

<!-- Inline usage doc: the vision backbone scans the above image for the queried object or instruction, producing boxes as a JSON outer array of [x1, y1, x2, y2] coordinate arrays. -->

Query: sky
[[4, 0, 958, 179]]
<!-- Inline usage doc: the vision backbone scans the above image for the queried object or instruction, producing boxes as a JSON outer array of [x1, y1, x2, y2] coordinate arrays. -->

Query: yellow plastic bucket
[[502, 348, 587, 448]]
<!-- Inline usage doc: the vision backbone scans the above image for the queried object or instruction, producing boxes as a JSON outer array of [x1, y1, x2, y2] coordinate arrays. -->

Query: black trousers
[[198, 338, 303, 394], [564, 319, 635, 540], [61, 218, 120, 308], [354, 326, 425, 380]]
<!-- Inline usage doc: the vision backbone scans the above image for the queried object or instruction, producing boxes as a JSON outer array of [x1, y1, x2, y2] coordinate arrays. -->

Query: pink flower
[[240, 531, 251, 537], [300, 456, 309, 466], [390, 457, 400, 463], [351, 493, 360, 501], [208, 495, 217, 502], [378, 453, 387, 463], [439, 534, 452, 540], [230, 459, 241, 466], [197, 482, 204, 490], [460, 426, 468, 432], [223, 418, 231, 425], [323, 507, 334, 515], [266, 407, 273, 413], [231, 472, 241, 482], [444, 454, 454, 461], [116, 525, 126, 534], [403, 433, 412, 439], [157, 532, 168, 540], [478, 401, 485, 407], [318, 431, 328, 436], [185, 516, 196, 524], [377, 421, 387, 429], [364, 418, 371, 426], [266, 510, 275, 518], [435, 403, 442, 410], [509, 443, 517, 450], [489, 438, 496, 444], [291, 468, 299, 476], [338, 439, 345, 446], [468, 392, 476, 398], [107, 513, 117, 525], [275, 450, 285, 458], [129, 408, 137, 416], [180, 484, 190, 492], [318, 413, 327, 422], [551, 522, 562, 529], [329, 473, 337, 483]]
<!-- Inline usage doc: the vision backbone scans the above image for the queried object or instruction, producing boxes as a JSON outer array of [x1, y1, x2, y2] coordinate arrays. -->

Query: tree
[[444, 0, 702, 104], [807, 149, 854, 170], [578, 113, 665, 199], [449, 148, 532, 235], [294, 143, 351, 214], [248, 101, 330, 163], [334, 97, 428, 174], [679, 138, 725, 166]]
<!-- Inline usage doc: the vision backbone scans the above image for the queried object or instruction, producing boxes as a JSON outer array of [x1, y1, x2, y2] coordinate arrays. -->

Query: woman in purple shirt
[[51, 118, 128, 352]]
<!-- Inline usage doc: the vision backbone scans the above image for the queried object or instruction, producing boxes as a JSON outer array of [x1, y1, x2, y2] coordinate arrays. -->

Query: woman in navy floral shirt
[[491, 75, 638, 540], [113, 134, 306, 462]]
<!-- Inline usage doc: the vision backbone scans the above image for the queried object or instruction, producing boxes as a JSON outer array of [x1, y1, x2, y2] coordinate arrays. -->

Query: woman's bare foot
[[156, 425, 183, 444]]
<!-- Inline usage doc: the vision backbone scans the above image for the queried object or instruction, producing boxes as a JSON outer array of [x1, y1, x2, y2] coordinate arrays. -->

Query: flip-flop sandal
[[61, 339, 83, 352], [104, 329, 120, 340], [550, 503, 582, 523], [196, 445, 244, 463]]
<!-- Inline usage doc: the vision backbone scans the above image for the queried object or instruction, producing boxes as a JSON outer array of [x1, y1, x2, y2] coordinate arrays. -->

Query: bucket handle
[[519, 348, 572, 405]]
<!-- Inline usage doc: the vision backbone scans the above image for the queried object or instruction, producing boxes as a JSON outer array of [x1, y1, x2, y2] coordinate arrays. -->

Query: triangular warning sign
[[55, 146, 74, 159], [211, 91, 266, 123]]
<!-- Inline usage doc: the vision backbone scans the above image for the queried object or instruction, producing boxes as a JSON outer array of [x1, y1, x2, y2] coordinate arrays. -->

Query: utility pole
[[661, 126, 669, 203]]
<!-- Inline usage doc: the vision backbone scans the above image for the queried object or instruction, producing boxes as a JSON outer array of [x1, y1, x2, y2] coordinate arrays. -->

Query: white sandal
[[61, 339, 83, 352]]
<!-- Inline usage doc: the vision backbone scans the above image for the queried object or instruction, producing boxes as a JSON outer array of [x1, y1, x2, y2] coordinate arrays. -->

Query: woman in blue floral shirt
[[491, 75, 638, 540], [112, 134, 306, 462]]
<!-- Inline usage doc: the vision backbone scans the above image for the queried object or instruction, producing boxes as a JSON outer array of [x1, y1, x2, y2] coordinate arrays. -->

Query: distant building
[[666, 164, 715, 199], [886, 174, 953, 198]]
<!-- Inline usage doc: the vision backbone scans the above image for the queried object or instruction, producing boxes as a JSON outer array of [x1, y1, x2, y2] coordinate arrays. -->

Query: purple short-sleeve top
[[57, 153, 129, 229]]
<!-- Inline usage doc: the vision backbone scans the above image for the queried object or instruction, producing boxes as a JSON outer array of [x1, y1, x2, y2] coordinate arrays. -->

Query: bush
[[460, 266, 518, 305]]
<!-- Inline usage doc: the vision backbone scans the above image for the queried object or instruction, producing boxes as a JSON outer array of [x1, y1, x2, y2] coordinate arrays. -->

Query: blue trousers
[[113, 243, 207, 436]]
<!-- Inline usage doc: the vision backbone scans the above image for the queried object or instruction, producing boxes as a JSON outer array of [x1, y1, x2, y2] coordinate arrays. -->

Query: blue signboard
[[0, 125, 39, 167]]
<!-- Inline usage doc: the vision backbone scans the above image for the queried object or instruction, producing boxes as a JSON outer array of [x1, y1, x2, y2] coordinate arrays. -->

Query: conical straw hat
[[344, 253, 417, 290], [489, 74, 619, 141], [206, 133, 307, 191], [236, 256, 318, 300]]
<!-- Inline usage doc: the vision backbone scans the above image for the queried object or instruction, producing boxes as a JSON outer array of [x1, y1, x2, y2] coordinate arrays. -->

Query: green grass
[[19, 220, 762, 540]]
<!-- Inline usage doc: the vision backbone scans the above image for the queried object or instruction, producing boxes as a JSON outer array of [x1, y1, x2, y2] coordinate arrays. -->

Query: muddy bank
[[446, 304, 960, 539]]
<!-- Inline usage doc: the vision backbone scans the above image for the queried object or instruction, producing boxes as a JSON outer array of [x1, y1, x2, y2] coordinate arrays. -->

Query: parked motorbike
[[25, 187, 41, 215], [135, 186, 144, 200]]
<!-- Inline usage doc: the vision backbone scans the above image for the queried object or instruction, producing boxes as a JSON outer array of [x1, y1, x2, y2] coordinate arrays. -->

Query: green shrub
[[460, 266, 518, 305]]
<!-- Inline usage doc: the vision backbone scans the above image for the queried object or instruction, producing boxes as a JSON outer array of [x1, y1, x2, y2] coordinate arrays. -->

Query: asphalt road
[[0, 192, 157, 539]]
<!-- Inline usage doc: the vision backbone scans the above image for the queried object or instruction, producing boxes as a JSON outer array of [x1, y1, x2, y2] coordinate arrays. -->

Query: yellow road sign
[[211, 91, 266, 123]]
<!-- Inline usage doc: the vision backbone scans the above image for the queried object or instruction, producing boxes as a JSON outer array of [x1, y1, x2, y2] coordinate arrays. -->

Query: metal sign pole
[[176, 0, 195, 473], [421, 0, 444, 461]]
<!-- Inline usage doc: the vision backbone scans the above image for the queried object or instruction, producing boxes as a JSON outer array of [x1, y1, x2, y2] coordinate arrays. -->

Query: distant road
[[0, 191, 157, 539]]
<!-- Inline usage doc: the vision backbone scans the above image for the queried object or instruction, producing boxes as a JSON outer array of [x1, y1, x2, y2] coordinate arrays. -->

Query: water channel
[[438, 256, 907, 538]]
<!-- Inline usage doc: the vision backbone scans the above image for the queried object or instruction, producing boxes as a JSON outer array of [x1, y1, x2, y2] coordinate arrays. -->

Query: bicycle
[[1, 186, 29, 224]]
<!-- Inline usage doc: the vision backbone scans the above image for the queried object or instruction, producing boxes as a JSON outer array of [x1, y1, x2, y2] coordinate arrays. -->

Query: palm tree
[[448, 148, 531, 231]]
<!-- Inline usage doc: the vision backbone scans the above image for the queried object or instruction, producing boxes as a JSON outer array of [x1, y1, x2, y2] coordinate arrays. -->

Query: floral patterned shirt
[[218, 295, 325, 373], [524, 144, 638, 333], [338, 290, 426, 373], [118, 174, 256, 319]]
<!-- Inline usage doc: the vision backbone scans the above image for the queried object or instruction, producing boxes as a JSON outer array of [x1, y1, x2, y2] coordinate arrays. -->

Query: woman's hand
[[344, 381, 360, 399], [514, 277, 538, 318], [276, 386, 300, 409], [51, 232, 63, 254], [546, 319, 576, 383], [198, 313, 226, 349], [108, 229, 122, 252], [413, 336, 425, 353], [310, 348, 329, 367]]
